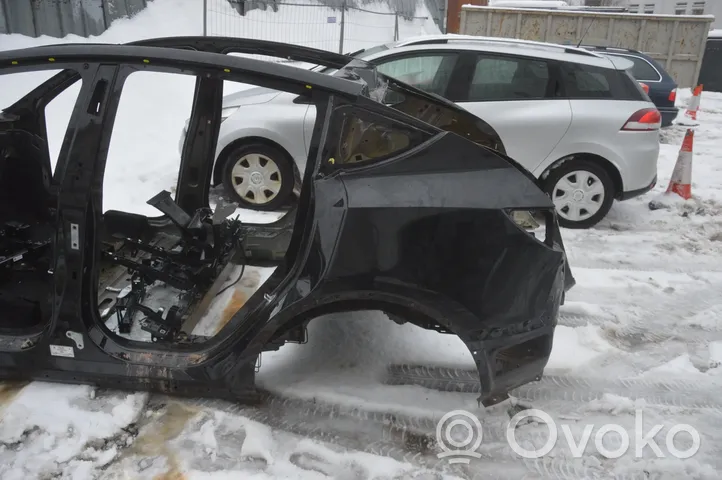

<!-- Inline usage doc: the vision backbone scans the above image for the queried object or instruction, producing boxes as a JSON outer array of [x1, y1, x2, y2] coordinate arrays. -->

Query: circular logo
[[250, 171, 264, 185], [436, 410, 483, 463]]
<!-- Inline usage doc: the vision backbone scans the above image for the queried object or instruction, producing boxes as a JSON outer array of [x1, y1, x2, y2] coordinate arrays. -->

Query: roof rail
[[397, 34, 602, 58], [579, 45, 642, 54]]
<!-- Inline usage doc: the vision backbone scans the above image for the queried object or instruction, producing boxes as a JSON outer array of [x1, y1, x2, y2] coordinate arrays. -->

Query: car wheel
[[542, 160, 615, 229], [221, 143, 294, 211]]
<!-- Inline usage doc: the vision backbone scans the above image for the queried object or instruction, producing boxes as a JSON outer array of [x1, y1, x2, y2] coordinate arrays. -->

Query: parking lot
[[2, 3, 722, 480]]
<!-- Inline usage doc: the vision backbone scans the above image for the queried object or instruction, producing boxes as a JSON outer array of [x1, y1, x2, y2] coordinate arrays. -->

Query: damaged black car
[[0, 38, 574, 408]]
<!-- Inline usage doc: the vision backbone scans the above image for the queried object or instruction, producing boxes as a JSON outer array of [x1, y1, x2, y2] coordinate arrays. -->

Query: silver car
[[184, 34, 661, 229]]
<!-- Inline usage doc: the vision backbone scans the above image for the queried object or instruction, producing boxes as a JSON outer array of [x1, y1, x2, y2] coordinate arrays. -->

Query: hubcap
[[552, 170, 605, 222], [230, 153, 282, 205]]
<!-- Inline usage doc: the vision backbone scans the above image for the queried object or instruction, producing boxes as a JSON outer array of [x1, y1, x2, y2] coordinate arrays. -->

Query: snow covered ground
[[2, 1, 722, 479]]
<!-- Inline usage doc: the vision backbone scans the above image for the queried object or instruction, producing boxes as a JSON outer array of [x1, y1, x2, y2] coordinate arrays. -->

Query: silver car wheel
[[551, 170, 606, 222], [230, 153, 282, 205]]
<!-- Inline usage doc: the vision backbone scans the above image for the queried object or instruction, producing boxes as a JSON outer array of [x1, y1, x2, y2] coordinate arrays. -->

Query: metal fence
[[204, 0, 433, 57], [0, 0, 147, 38], [1, 0, 438, 56]]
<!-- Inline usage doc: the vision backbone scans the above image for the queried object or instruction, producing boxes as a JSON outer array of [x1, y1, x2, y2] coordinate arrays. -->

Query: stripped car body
[[0, 39, 574, 407]]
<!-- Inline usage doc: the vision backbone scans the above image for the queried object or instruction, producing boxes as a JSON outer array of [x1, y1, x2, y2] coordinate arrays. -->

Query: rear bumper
[[620, 174, 657, 201], [465, 212, 572, 406], [615, 129, 659, 193], [659, 106, 679, 128]]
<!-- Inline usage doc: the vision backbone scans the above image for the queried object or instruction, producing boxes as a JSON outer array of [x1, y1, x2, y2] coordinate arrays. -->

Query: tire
[[221, 143, 295, 211], [542, 159, 615, 229]]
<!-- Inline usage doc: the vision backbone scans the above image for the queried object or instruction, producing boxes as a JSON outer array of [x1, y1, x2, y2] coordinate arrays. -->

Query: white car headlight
[[221, 106, 239, 122]]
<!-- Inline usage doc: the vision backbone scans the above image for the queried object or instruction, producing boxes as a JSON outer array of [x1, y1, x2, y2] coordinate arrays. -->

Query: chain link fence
[[204, 0, 436, 61]]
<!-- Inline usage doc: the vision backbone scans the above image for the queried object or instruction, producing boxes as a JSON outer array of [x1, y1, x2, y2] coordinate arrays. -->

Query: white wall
[[623, 0, 721, 29]]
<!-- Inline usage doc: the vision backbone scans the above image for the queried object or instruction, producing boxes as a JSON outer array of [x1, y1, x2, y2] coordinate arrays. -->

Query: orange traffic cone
[[678, 85, 703, 125], [666, 128, 694, 200]]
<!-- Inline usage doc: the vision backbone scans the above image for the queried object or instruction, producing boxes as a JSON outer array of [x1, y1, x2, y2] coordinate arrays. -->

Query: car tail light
[[669, 88, 677, 102], [639, 82, 650, 94], [621, 108, 661, 131]]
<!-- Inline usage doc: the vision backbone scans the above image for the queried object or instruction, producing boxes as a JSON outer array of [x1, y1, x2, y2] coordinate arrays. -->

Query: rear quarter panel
[[536, 99, 660, 193], [458, 99, 572, 174]]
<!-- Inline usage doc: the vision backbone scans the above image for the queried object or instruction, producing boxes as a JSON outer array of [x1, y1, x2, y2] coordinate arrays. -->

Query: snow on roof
[[489, 0, 569, 7], [463, 3, 715, 20], [709, 29, 722, 38]]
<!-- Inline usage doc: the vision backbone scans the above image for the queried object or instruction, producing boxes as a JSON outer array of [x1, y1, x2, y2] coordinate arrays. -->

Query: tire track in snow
[[566, 259, 722, 275], [174, 392, 529, 480], [385, 365, 722, 412], [557, 311, 613, 328], [178, 390, 719, 480], [173, 392, 673, 480], [595, 283, 722, 351], [130, 386, 721, 480], [558, 279, 722, 353], [521, 457, 677, 480]]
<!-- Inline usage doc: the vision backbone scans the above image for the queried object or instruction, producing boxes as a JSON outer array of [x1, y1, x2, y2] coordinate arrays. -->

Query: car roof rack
[[579, 45, 642, 55], [396, 34, 602, 58]]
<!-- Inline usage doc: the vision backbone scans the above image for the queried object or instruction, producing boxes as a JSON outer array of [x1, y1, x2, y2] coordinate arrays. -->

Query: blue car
[[699, 33, 722, 93], [581, 46, 679, 128]]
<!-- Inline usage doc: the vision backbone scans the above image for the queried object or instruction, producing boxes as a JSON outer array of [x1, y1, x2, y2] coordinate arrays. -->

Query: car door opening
[[0, 68, 81, 333]]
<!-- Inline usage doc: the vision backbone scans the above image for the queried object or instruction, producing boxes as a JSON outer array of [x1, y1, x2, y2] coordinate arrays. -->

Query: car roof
[[0, 42, 369, 98], [382, 34, 632, 70]]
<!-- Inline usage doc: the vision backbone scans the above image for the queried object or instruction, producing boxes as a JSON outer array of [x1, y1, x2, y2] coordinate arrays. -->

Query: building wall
[[624, 0, 721, 28]]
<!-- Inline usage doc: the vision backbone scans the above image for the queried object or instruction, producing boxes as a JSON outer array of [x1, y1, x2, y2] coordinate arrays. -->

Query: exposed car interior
[[0, 129, 55, 330], [0, 68, 297, 347], [97, 192, 255, 344]]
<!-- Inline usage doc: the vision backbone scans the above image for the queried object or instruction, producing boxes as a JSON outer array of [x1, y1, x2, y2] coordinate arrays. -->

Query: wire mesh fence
[[204, 0, 434, 63]]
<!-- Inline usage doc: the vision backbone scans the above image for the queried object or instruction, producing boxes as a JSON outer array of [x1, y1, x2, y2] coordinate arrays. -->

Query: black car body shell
[[0, 38, 574, 407]]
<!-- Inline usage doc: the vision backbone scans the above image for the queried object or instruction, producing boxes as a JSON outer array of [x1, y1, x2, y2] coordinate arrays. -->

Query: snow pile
[[206, 0, 440, 53], [0, 0, 203, 50], [0, 0, 439, 52], [102, 406, 451, 479], [0, 383, 147, 479], [488, 0, 570, 8]]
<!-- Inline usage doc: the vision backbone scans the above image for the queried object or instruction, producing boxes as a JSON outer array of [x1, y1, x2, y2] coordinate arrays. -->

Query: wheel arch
[[539, 152, 624, 198], [267, 298, 446, 344], [212, 135, 301, 187]]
